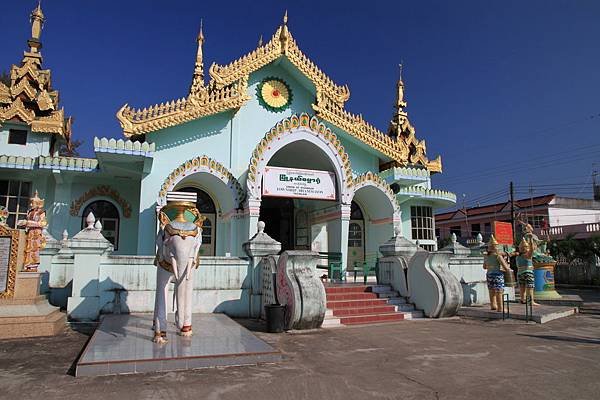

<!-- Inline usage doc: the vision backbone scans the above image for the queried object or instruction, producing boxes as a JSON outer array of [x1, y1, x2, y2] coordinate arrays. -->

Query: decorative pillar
[[242, 221, 281, 318], [66, 213, 113, 321]]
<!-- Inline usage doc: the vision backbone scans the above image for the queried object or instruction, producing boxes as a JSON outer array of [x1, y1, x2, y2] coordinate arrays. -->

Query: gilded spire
[[29, 1, 45, 53], [395, 63, 406, 111], [280, 10, 289, 54], [190, 20, 205, 94], [258, 34, 263, 47], [387, 63, 408, 140]]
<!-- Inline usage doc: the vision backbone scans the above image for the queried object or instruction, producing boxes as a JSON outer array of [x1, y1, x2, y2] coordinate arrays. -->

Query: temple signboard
[[0, 225, 19, 298], [262, 166, 336, 201], [493, 221, 514, 245]]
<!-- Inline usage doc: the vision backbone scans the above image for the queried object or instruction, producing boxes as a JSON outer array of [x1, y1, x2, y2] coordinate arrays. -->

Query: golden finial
[[398, 61, 404, 83], [394, 62, 407, 111], [258, 34, 263, 47], [29, 0, 45, 52], [191, 19, 205, 93], [197, 19, 204, 44], [279, 10, 289, 54]]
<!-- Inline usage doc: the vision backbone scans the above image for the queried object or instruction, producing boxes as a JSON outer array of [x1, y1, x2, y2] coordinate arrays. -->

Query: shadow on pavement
[[517, 333, 600, 345]]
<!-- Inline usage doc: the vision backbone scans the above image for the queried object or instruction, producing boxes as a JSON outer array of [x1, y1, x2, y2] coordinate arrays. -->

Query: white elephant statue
[[153, 202, 204, 344]]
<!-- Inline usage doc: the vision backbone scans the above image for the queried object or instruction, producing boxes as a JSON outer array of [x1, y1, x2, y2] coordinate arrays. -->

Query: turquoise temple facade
[[0, 6, 457, 318]]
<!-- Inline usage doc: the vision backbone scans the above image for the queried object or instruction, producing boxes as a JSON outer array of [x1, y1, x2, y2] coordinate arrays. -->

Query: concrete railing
[[538, 222, 600, 239]]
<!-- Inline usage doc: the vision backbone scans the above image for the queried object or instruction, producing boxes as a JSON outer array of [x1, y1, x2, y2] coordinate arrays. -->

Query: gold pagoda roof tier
[[116, 13, 442, 172], [0, 4, 71, 141]]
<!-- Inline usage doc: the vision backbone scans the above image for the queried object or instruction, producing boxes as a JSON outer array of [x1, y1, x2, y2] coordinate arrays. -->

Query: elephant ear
[[158, 210, 170, 229], [190, 208, 206, 230]]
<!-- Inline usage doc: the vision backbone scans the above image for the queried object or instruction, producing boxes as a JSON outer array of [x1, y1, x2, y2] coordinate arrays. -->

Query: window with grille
[[410, 206, 434, 241], [0, 180, 32, 228], [348, 222, 363, 247]]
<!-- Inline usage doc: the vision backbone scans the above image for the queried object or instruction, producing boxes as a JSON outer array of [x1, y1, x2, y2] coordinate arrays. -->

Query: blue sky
[[1, 1, 599, 208]]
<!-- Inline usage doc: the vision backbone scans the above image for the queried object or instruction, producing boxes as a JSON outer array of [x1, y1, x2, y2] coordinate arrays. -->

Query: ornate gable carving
[[116, 14, 441, 172]]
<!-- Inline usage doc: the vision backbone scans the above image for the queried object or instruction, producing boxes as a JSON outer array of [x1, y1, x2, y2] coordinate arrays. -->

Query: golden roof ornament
[[29, 1, 45, 53], [258, 34, 263, 47], [116, 14, 442, 173], [279, 10, 289, 54], [0, 3, 72, 140], [189, 19, 205, 96]]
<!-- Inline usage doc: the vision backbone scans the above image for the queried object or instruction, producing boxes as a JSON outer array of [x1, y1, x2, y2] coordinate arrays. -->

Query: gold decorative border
[[70, 185, 132, 218], [159, 155, 246, 208], [352, 171, 401, 214], [0, 224, 19, 299], [115, 17, 442, 172], [247, 113, 353, 192]]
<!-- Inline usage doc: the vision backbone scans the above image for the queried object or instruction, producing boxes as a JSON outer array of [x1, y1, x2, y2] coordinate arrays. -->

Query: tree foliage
[[59, 139, 83, 157], [548, 234, 600, 264]]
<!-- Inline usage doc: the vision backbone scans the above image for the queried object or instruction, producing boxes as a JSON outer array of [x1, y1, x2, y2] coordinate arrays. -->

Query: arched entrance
[[351, 173, 401, 258], [158, 155, 245, 256], [258, 139, 340, 252], [247, 114, 354, 267]]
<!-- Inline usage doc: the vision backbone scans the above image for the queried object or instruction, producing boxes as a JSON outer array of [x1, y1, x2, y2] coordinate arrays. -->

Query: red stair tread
[[324, 286, 369, 294], [332, 305, 396, 316], [325, 293, 379, 301], [324, 284, 411, 326], [326, 298, 389, 309], [340, 312, 405, 325]]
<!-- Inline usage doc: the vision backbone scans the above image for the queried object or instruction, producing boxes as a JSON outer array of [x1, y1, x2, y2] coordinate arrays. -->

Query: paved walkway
[[1, 309, 599, 399]]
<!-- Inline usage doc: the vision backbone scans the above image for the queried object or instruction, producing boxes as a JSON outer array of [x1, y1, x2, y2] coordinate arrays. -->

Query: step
[[326, 292, 379, 301], [326, 298, 389, 309], [400, 310, 425, 320], [366, 285, 393, 294], [394, 303, 416, 312], [322, 316, 342, 327], [324, 285, 369, 294], [332, 305, 397, 317], [386, 297, 407, 305], [340, 312, 405, 325], [376, 291, 400, 298]]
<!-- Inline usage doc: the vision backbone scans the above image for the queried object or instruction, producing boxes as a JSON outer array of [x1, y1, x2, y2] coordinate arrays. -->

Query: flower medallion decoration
[[257, 77, 293, 112]]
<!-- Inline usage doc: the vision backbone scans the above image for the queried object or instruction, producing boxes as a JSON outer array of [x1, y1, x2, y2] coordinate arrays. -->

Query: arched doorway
[[347, 201, 365, 271], [178, 187, 217, 256], [258, 139, 340, 253], [81, 200, 120, 250]]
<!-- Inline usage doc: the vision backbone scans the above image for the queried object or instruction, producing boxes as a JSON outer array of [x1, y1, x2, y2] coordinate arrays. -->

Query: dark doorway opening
[[259, 197, 294, 251]]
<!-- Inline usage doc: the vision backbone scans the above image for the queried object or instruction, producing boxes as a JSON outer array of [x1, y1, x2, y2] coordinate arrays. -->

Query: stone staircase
[[323, 284, 423, 327]]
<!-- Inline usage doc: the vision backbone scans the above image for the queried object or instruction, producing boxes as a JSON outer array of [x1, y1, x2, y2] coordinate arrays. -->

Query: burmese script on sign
[[262, 166, 336, 201]]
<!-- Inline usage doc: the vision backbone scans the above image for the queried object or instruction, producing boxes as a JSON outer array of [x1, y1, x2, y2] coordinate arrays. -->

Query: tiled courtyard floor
[[1, 291, 600, 399]]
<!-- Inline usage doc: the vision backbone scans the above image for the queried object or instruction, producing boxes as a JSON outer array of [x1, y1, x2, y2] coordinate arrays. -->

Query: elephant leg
[[176, 267, 194, 336], [183, 270, 194, 328], [154, 267, 172, 340]]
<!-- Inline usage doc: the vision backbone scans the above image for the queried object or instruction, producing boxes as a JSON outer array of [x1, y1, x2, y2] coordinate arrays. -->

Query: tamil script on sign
[[262, 166, 336, 201], [0, 237, 11, 293]]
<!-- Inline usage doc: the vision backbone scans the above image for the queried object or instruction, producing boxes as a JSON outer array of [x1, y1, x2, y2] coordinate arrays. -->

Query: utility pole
[[510, 181, 516, 244]]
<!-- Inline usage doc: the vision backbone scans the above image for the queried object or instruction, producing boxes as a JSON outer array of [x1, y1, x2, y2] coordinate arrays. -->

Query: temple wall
[[45, 248, 252, 320], [0, 125, 52, 157]]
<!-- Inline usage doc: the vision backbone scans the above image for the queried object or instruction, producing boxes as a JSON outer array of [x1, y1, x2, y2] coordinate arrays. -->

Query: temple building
[[0, 5, 456, 271]]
